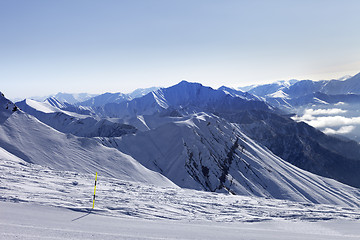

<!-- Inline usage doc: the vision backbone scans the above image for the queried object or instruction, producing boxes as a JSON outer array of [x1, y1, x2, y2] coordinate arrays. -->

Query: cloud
[[292, 108, 348, 122], [323, 126, 356, 135], [334, 102, 346, 106], [292, 114, 315, 121], [303, 116, 360, 128], [304, 108, 347, 116], [292, 106, 360, 141]]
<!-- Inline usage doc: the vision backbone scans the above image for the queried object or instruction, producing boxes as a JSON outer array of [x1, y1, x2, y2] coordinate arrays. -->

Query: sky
[[1, 0, 360, 100]]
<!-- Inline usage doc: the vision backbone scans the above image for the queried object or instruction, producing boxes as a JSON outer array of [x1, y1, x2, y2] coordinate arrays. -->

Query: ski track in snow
[[1, 156, 360, 223]]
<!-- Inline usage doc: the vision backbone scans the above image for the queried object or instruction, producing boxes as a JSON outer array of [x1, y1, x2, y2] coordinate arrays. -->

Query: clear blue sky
[[1, 0, 360, 99]]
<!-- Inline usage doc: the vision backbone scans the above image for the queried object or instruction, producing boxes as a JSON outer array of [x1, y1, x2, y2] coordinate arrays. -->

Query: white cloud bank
[[304, 116, 360, 128], [307, 108, 347, 115], [293, 108, 348, 122], [323, 125, 356, 135], [292, 107, 359, 137]]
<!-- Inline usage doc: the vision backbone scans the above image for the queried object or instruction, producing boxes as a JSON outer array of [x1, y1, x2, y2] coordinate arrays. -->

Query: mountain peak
[[218, 85, 238, 91], [44, 97, 67, 109], [54, 92, 97, 104], [1, 92, 14, 106], [0, 92, 19, 119], [218, 86, 262, 101], [175, 80, 203, 87], [350, 72, 360, 80], [179, 80, 190, 84]]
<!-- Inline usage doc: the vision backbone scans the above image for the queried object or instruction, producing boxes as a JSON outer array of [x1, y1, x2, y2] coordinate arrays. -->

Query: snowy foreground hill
[[1, 148, 360, 239]]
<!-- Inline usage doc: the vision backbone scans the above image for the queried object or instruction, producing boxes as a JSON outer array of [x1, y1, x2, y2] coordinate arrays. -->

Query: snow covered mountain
[[15, 81, 360, 189], [4, 77, 360, 209], [16, 98, 136, 138], [128, 87, 160, 98], [79, 92, 132, 107], [317, 72, 360, 95], [0, 92, 19, 119], [2, 91, 360, 206], [0, 93, 173, 187], [241, 73, 360, 110], [232, 110, 360, 188], [240, 73, 360, 101], [237, 73, 360, 143], [121, 82, 360, 188], [239, 79, 299, 98], [53, 92, 97, 104], [98, 112, 360, 206], [45, 97, 68, 109], [79, 87, 159, 107], [99, 81, 272, 119], [218, 86, 262, 101], [44, 97, 94, 115]]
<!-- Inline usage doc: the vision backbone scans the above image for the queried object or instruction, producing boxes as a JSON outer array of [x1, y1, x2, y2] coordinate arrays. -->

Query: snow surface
[[1, 150, 360, 239], [2, 202, 360, 240]]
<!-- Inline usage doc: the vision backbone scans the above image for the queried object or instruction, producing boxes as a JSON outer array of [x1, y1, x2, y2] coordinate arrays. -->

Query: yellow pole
[[92, 172, 97, 209]]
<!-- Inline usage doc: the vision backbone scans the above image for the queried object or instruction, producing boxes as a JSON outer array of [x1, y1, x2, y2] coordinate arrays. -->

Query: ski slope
[[2, 202, 360, 240], [1, 149, 360, 239]]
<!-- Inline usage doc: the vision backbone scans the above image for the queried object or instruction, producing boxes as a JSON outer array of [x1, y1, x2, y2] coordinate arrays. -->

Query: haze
[[1, 0, 360, 99]]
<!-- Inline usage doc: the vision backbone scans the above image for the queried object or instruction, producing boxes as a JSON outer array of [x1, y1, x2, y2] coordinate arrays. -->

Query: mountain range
[[0, 92, 172, 187], [239, 73, 360, 109], [1, 75, 360, 208], [1, 90, 359, 206], [243, 74, 360, 142]]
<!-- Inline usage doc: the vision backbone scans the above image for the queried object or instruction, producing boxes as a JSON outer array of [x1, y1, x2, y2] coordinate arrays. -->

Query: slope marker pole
[[92, 172, 97, 209]]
